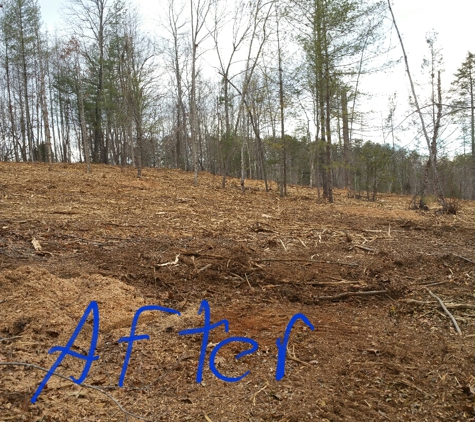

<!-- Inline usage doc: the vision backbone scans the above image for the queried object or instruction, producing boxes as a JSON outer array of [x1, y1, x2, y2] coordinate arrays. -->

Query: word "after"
[[31, 300, 315, 403]]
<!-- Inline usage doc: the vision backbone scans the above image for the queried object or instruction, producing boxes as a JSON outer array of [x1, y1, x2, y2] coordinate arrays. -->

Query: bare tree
[[162, 0, 189, 170], [211, 0, 253, 188], [35, 25, 52, 167], [218, 0, 274, 191], [387, 0, 447, 211], [189, 0, 213, 186]]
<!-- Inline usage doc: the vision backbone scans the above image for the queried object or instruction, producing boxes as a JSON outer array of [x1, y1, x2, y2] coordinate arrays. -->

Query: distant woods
[[0, 0, 474, 202]]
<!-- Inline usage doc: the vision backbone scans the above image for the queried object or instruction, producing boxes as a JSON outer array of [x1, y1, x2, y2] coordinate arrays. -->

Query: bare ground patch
[[1, 162, 475, 421]]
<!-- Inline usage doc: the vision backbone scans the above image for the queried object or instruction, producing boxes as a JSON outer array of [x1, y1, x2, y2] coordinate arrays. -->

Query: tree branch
[[425, 289, 462, 335], [315, 290, 388, 301]]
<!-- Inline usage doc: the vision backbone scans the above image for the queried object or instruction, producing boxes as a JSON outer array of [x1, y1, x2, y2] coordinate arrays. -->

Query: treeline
[[0, 0, 474, 201]]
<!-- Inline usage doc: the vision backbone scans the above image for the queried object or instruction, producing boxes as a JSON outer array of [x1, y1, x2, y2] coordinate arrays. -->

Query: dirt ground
[[1, 162, 475, 422]]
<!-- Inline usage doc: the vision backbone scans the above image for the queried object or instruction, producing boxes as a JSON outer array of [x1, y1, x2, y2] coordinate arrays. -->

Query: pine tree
[[2, 0, 43, 161], [452, 52, 475, 198]]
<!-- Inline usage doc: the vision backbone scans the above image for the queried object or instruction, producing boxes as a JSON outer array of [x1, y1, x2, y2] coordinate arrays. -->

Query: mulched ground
[[1, 162, 475, 421]]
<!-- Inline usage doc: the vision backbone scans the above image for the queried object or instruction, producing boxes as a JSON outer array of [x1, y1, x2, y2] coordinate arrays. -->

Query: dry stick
[[230, 272, 245, 282], [452, 254, 475, 265], [351, 244, 376, 253], [287, 354, 312, 367], [403, 299, 475, 310], [0, 362, 151, 422], [254, 258, 358, 267], [286, 343, 318, 374], [425, 289, 462, 335], [307, 280, 363, 286], [279, 238, 288, 252], [244, 274, 253, 290], [0, 336, 23, 342], [316, 290, 388, 301], [419, 281, 448, 287], [197, 263, 212, 274], [252, 381, 269, 406], [156, 254, 180, 267], [287, 345, 312, 367], [179, 252, 224, 259]]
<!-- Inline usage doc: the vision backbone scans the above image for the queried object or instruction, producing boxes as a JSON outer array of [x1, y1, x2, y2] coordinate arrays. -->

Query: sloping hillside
[[1, 162, 475, 421]]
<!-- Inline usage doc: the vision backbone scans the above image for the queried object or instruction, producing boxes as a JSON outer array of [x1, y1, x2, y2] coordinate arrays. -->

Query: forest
[[0, 0, 474, 204]]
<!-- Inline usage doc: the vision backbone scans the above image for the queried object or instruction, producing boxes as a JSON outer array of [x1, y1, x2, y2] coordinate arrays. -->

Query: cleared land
[[1, 162, 475, 421]]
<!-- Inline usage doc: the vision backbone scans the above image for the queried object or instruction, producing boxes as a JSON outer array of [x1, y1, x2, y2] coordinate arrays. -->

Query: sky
[[363, 0, 474, 151], [38, 0, 474, 77], [38, 0, 474, 150], [391, 0, 473, 77]]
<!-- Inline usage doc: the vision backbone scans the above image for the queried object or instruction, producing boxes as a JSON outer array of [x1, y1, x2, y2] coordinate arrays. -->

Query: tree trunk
[[76, 58, 90, 174], [18, 6, 34, 161], [387, 0, 447, 210], [470, 71, 475, 199], [36, 30, 52, 168], [341, 89, 351, 196], [276, 7, 286, 197], [4, 44, 19, 162], [18, 76, 28, 161], [190, 40, 198, 186]]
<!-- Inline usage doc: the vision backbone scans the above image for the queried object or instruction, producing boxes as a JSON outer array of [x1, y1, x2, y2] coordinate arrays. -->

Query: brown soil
[[1, 162, 475, 422]]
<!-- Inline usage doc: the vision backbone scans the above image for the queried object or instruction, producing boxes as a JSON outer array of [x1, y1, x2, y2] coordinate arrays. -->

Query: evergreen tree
[[1, 0, 43, 161], [452, 52, 475, 198]]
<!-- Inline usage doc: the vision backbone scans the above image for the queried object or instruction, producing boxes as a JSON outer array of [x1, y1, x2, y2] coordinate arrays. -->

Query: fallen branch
[[287, 354, 312, 367], [315, 290, 388, 301], [0, 362, 151, 421], [279, 238, 288, 252], [230, 272, 244, 281], [251, 381, 269, 406], [0, 336, 23, 342], [419, 281, 448, 287], [307, 280, 363, 286], [286, 345, 314, 369], [155, 254, 180, 267], [350, 244, 377, 253], [179, 251, 224, 259], [403, 299, 475, 310], [452, 254, 475, 265], [425, 289, 462, 335], [197, 263, 212, 274], [245, 274, 253, 290], [397, 379, 431, 398], [254, 258, 358, 267]]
